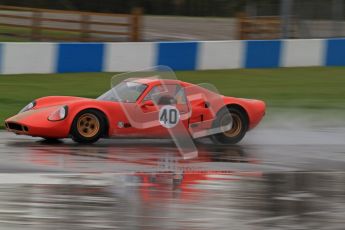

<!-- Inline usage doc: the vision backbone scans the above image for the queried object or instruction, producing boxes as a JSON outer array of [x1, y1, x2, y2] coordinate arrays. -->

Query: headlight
[[19, 101, 36, 113], [48, 106, 68, 121]]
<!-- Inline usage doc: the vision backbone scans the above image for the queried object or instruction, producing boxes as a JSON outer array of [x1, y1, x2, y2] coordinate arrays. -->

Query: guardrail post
[[237, 12, 247, 40], [130, 8, 142, 42], [31, 10, 42, 41], [280, 0, 293, 39], [80, 14, 90, 42]]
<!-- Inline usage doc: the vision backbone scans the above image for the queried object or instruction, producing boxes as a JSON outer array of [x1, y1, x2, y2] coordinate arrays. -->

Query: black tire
[[210, 107, 248, 145], [70, 109, 105, 144]]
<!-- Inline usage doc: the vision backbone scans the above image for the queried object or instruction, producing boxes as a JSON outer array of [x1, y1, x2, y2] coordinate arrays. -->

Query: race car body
[[5, 78, 265, 144]]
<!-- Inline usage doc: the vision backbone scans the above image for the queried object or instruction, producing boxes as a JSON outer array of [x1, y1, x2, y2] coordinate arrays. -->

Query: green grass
[[1, 67, 345, 128]]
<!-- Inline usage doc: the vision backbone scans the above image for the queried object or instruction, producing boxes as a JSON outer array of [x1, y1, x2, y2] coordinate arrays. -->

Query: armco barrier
[[0, 39, 344, 74]]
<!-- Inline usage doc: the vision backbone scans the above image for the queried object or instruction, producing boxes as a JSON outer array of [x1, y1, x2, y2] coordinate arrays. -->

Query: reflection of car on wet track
[[5, 78, 265, 144]]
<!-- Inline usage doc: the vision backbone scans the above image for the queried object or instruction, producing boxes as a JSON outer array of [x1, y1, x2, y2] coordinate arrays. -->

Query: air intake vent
[[6, 122, 28, 132]]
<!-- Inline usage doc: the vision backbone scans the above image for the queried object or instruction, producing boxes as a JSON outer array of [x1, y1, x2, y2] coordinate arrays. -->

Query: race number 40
[[159, 105, 180, 128]]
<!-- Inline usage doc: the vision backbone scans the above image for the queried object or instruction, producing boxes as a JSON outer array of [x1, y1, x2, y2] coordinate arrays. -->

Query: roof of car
[[127, 77, 185, 85]]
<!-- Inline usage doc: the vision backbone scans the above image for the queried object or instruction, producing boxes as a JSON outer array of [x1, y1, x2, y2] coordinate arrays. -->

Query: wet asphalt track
[[0, 127, 345, 173], [0, 128, 344, 229]]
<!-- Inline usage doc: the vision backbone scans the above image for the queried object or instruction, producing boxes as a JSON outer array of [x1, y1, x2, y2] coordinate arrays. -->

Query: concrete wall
[[0, 39, 344, 74]]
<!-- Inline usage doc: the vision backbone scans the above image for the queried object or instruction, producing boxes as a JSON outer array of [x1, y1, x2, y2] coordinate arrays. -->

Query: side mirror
[[141, 100, 154, 107]]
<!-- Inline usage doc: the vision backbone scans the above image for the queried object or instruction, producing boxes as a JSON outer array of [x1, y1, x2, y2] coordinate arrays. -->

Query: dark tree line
[[0, 0, 246, 16], [0, 0, 343, 19]]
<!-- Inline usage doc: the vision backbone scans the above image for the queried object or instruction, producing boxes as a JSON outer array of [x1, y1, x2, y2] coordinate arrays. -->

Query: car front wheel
[[70, 109, 105, 144]]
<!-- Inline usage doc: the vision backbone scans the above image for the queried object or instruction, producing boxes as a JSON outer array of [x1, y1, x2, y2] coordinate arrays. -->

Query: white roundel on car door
[[159, 105, 180, 128]]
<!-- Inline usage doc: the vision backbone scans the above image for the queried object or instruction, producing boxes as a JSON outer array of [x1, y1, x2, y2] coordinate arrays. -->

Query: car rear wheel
[[210, 107, 248, 145], [71, 109, 105, 144]]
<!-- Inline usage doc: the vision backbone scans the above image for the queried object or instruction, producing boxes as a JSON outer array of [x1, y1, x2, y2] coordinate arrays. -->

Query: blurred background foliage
[[0, 0, 268, 17], [1, 0, 344, 18]]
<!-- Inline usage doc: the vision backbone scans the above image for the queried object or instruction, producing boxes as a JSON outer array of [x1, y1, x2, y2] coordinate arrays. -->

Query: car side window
[[175, 87, 187, 104], [143, 85, 165, 101], [144, 84, 187, 105]]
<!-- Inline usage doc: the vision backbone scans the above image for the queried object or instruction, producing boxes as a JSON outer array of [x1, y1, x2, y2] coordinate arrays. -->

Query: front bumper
[[5, 107, 70, 138]]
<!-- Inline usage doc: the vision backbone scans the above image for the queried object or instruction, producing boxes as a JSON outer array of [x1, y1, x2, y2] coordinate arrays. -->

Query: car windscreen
[[97, 81, 147, 103]]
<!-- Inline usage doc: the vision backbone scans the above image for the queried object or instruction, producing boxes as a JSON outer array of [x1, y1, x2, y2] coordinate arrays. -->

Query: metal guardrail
[[0, 5, 142, 42]]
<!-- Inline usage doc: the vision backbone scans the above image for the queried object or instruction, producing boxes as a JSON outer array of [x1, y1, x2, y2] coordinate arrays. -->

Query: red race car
[[5, 77, 265, 145]]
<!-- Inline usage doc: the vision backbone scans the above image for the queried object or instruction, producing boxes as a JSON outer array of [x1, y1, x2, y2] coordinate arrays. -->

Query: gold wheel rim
[[222, 113, 242, 138], [77, 113, 100, 138]]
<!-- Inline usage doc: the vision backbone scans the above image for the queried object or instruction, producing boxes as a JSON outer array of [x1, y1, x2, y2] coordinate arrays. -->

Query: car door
[[185, 85, 218, 138], [136, 84, 190, 137]]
